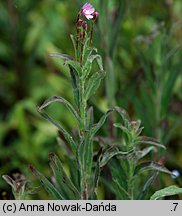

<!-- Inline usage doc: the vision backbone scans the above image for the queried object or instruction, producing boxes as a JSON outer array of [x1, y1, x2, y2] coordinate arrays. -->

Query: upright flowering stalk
[[77, 3, 99, 50], [3, 2, 182, 201], [29, 3, 110, 200]]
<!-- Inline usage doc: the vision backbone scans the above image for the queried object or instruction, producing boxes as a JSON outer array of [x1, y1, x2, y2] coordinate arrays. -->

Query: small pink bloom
[[81, 3, 95, 20]]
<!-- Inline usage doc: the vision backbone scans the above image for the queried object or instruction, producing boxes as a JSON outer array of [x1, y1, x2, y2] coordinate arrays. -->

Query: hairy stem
[[79, 75, 89, 199]]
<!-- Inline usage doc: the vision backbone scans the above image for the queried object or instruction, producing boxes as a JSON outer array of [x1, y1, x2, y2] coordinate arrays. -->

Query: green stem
[[80, 77, 86, 129], [79, 75, 89, 199], [128, 157, 135, 200]]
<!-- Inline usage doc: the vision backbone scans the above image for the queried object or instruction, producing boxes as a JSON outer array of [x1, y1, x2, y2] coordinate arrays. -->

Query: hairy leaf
[[70, 34, 78, 60], [68, 65, 80, 108], [83, 46, 98, 64], [110, 158, 130, 199], [113, 178, 131, 200], [49, 153, 80, 199], [136, 146, 156, 160], [134, 162, 173, 177], [37, 109, 77, 154], [137, 172, 158, 199], [66, 60, 82, 76], [150, 185, 182, 200], [136, 136, 166, 149], [49, 53, 82, 76], [100, 147, 132, 167], [92, 148, 103, 199], [86, 106, 94, 130], [90, 109, 113, 138], [38, 96, 80, 124], [114, 106, 131, 129], [49, 53, 74, 60], [82, 54, 103, 79], [29, 165, 64, 200], [2, 175, 16, 190], [113, 123, 131, 142], [84, 70, 105, 100]]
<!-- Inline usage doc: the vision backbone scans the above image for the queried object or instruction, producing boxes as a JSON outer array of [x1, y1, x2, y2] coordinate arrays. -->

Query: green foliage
[[102, 107, 174, 200], [28, 18, 108, 199], [2, 175, 27, 200], [150, 186, 182, 200], [0, 0, 181, 200], [29, 164, 64, 200]]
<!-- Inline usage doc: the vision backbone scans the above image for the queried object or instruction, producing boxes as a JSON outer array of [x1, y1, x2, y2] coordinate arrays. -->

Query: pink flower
[[81, 3, 95, 20]]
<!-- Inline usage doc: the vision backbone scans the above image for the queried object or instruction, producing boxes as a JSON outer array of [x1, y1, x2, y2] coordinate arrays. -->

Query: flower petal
[[85, 14, 94, 20], [83, 8, 95, 15], [82, 3, 93, 10]]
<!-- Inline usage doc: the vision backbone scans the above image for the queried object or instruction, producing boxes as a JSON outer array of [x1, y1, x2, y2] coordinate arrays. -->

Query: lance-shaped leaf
[[100, 147, 132, 167], [37, 108, 77, 154], [49, 53, 74, 61], [136, 136, 166, 149], [137, 172, 158, 200], [66, 157, 80, 190], [113, 178, 131, 200], [109, 159, 130, 199], [92, 162, 100, 199], [136, 146, 156, 160], [92, 148, 103, 199], [150, 185, 182, 200], [2, 175, 27, 200], [84, 70, 105, 100], [134, 162, 173, 177], [2, 175, 16, 191], [83, 110, 113, 176], [49, 53, 82, 76], [82, 54, 104, 79], [68, 65, 80, 108], [49, 153, 80, 199], [70, 34, 78, 60], [83, 46, 98, 64], [82, 38, 96, 64], [114, 106, 131, 129], [90, 109, 113, 139], [66, 60, 82, 76], [38, 96, 80, 124], [113, 123, 131, 142], [29, 164, 64, 200], [86, 106, 94, 130]]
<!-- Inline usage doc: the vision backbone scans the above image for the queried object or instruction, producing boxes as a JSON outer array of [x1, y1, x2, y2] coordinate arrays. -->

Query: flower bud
[[82, 21, 87, 30], [77, 19, 83, 27], [79, 32, 83, 39], [92, 11, 99, 20]]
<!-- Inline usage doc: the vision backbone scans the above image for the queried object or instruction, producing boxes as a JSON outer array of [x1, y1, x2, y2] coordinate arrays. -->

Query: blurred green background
[[0, 0, 181, 199]]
